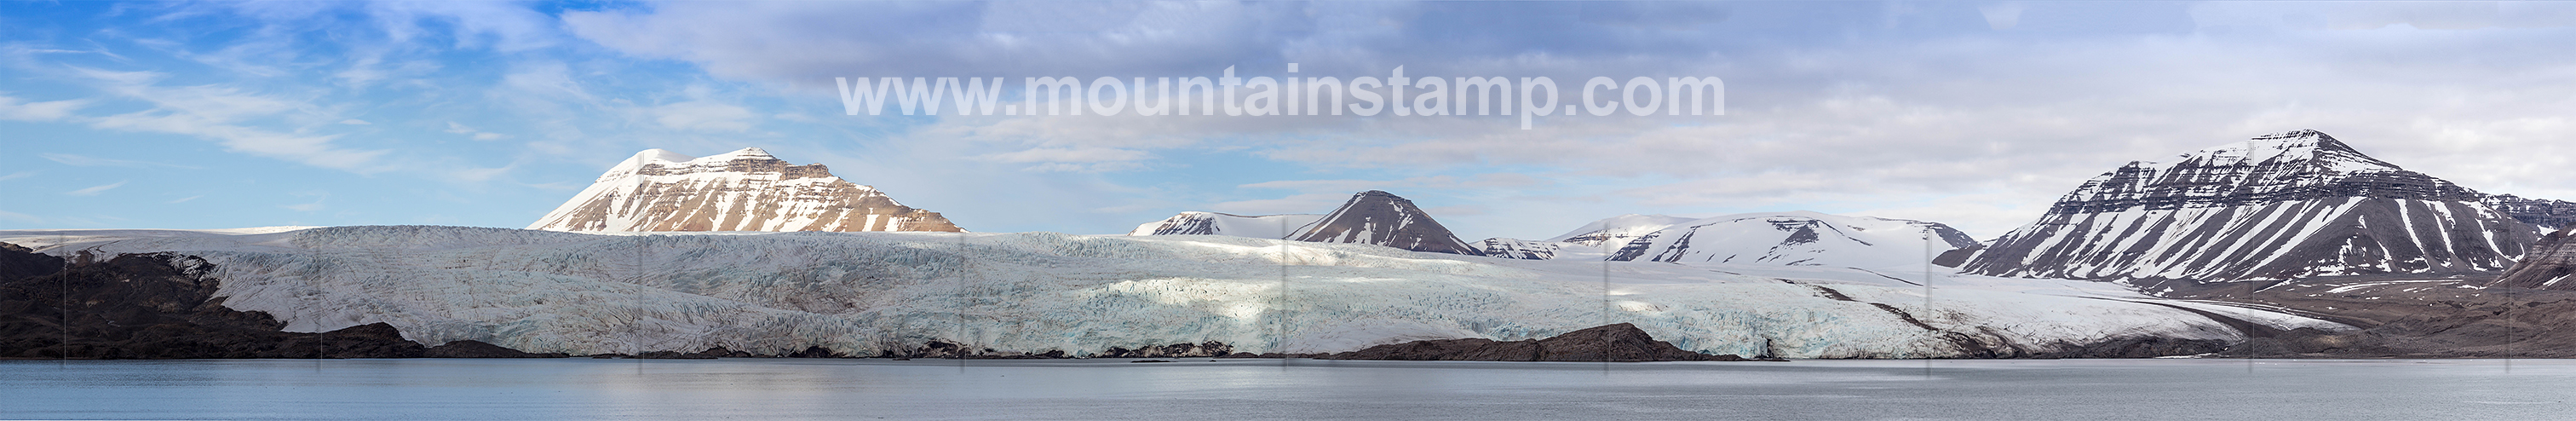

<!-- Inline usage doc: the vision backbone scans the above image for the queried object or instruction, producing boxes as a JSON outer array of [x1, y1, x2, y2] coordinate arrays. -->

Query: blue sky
[[7, 1, 2576, 239]]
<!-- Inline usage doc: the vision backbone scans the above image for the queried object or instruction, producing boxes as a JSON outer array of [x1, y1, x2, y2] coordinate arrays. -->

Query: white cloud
[[339, 118, 371, 124], [0, 171, 34, 182], [168, 195, 204, 204], [66, 181, 127, 196]]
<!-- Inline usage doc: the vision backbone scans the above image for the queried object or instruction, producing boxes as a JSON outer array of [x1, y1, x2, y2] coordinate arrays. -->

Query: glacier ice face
[[3, 226, 2344, 358]]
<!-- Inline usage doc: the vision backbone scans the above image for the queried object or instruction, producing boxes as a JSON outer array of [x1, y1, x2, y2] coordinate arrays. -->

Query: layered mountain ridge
[[1962, 130, 2536, 282], [2483, 194, 2576, 230], [529, 148, 962, 233]]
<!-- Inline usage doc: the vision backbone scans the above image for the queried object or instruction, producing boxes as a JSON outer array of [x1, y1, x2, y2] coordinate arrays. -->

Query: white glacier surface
[[2, 226, 2347, 358]]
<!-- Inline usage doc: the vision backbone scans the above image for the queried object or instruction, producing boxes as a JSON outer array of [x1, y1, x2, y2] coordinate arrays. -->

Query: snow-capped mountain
[[2484, 194, 2576, 230], [528, 148, 963, 233], [1961, 130, 2537, 282], [1603, 211, 1977, 269], [1127, 211, 1322, 238], [1546, 214, 1700, 245], [1, 226, 2349, 359], [1288, 191, 1483, 256], [2493, 226, 2576, 289]]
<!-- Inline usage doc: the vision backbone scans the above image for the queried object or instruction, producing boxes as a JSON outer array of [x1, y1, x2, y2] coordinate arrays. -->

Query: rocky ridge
[[2484, 194, 2576, 230]]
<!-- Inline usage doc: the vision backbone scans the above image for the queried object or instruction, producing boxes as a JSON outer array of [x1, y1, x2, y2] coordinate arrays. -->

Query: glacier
[[3, 226, 2346, 359]]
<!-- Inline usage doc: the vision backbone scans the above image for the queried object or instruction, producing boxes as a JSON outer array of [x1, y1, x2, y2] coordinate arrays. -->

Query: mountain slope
[[529, 148, 963, 233], [2493, 226, 2576, 290], [1288, 191, 1482, 256], [1962, 130, 2536, 282]]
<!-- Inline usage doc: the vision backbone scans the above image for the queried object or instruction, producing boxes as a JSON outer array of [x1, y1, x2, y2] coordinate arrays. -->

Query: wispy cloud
[[168, 195, 204, 204], [445, 122, 508, 140], [66, 181, 128, 196], [0, 171, 32, 182], [68, 67, 393, 173], [283, 193, 328, 211], [0, 209, 38, 223], [41, 153, 196, 169], [0, 93, 89, 122]]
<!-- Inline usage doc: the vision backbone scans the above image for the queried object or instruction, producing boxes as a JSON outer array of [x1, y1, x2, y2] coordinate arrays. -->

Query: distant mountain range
[[532, 138, 2569, 290]]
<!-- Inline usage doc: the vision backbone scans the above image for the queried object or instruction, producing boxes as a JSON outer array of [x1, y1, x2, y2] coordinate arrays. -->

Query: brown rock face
[[529, 147, 963, 233]]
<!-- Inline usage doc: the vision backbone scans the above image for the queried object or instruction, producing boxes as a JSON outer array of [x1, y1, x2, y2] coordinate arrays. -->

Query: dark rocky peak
[[1290, 190, 1483, 256]]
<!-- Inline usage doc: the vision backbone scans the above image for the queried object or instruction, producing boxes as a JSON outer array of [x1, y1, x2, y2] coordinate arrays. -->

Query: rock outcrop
[[1308, 323, 1769, 361], [1961, 130, 2537, 282], [529, 147, 963, 233]]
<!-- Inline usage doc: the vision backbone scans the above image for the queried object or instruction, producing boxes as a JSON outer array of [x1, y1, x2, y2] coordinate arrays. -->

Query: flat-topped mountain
[[528, 147, 962, 233]]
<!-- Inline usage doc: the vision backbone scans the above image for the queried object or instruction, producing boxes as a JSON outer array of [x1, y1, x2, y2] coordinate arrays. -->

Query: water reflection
[[3, 359, 2574, 419]]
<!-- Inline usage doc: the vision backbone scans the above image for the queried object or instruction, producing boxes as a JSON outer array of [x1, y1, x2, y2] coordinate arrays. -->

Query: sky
[[5, 1, 2576, 241]]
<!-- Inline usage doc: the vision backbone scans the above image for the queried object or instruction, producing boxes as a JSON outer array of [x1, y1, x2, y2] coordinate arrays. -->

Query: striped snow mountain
[[528, 147, 962, 233], [1959, 130, 2538, 282]]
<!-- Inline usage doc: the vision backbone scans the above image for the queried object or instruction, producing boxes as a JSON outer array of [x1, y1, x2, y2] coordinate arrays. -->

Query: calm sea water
[[3, 358, 2571, 420]]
